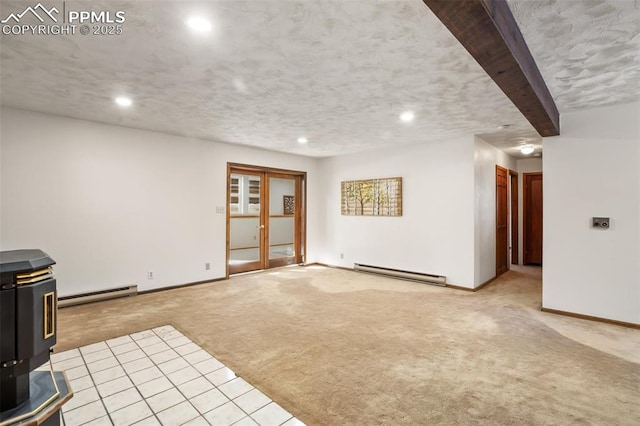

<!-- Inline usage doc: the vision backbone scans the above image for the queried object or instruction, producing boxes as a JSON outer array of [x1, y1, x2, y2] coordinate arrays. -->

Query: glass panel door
[[229, 172, 263, 274], [267, 176, 297, 268], [227, 165, 305, 276]]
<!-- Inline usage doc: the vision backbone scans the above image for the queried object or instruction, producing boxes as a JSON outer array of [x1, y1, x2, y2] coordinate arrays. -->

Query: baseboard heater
[[58, 285, 138, 308], [353, 264, 446, 286]]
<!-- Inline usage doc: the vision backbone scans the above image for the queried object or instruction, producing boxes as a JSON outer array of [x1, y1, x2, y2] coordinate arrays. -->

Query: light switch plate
[[216, 206, 225, 214]]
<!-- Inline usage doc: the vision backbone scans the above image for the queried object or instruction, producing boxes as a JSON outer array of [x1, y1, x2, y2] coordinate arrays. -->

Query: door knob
[[257, 224, 265, 229]]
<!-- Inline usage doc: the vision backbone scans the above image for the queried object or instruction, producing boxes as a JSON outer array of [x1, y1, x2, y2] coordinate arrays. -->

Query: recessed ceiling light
[[114, 96, 132, 107], [186, 16, 212, 32], [520, 145, 535, 155], [232, 77, 248, 94], [297, 137, 308, 144], [497, 124, 511, 130], [400, 111, 415, 122]]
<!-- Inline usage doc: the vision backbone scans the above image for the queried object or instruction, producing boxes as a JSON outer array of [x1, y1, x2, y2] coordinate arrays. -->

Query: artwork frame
[[341, 177, 402, 216], [283, 195, 295, 215]]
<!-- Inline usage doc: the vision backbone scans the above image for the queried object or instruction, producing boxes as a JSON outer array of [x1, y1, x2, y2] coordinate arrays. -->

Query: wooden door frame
[[226, 163, 307, 278], [523, 172, 543, 265], [509, 170, 518, 265]]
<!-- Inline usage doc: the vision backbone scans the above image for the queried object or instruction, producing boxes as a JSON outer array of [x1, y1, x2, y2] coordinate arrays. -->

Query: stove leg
[[0, 371, 30, 411]]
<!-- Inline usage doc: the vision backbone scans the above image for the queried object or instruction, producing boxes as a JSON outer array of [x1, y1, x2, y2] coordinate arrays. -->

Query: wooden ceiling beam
[[423, 0, 560, 136]]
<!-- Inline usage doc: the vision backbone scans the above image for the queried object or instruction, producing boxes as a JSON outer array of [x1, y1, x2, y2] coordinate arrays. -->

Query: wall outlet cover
[[592, 217, 610, 229]]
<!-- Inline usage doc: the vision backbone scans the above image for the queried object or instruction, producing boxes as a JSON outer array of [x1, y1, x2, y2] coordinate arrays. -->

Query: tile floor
[[47, 325, 304, 426]]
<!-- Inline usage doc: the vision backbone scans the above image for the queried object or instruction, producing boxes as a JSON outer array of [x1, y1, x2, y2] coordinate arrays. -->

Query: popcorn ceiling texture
[[0, 0, 637, 157], [507, 0, 640, 112], [474, 0, 639, 154], [0, 0, 534, 157]]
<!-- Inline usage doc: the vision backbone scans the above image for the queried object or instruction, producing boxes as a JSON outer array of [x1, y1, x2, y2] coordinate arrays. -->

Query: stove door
[[0, 287, 16, 363], [16, 279, 56, 361]]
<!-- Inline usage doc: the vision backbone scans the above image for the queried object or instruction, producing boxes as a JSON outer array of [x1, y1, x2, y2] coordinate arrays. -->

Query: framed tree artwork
[[341, 177, 402, 216]]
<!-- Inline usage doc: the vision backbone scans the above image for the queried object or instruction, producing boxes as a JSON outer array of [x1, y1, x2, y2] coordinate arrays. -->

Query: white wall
[[474, 137, 517, 286], [543, 101, 640, 324], [5, 104, 638, 323], [0, 108, 319, 296], [516, 158, 542, 265], [317, 136, 477, 287]]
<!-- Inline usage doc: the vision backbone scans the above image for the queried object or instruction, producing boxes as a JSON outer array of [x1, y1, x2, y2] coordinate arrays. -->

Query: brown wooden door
[[496, 165, 508, 276], [524, 173, 543, 265], [510, 171, 518, 265]]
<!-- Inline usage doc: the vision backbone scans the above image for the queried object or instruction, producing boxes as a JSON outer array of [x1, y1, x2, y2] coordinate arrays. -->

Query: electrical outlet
[[592, 217, 610, 229], [147, 271, 154, 279], [205, 262, 210, 270]]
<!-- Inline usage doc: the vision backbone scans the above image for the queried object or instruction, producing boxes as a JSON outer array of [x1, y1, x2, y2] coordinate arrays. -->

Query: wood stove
[[0, 249, 57, 411]]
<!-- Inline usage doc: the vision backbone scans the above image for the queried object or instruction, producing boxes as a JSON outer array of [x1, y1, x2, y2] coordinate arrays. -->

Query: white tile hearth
[[234, 389, 272, 415], [218, 378, 254, 400], [53, 326, 303, 426], [251, 403, 295, 426]]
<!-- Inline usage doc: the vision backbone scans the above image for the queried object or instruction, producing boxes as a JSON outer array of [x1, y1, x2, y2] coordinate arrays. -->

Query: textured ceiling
[[0, 0, 638, 158], [481, 0, 640, 158], [508, 0, 640, 113]]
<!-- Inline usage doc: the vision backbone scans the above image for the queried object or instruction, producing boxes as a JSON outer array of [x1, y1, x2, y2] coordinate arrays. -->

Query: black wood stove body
[[0, 249, 57, 411]]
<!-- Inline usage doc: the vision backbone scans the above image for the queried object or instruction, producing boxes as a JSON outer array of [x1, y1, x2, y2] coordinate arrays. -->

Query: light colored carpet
[[56, 265, 640, 425]]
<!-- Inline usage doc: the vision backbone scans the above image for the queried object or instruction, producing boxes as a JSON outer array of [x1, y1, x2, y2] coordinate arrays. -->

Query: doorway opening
[[227, 163, 306, 277]]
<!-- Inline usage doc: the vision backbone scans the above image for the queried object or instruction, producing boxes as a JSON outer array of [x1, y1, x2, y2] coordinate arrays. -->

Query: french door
[[227, 164, 306, 275]]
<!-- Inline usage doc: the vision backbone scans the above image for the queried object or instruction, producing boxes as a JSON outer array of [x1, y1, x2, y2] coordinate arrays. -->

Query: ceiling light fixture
[[232, 77, 248, 94], [297, 137, 308, 144], [114, 96, 132, 107], [400, 111, 415, 123], [186, 16, 212, 32], [520, 145, 535, 155]]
